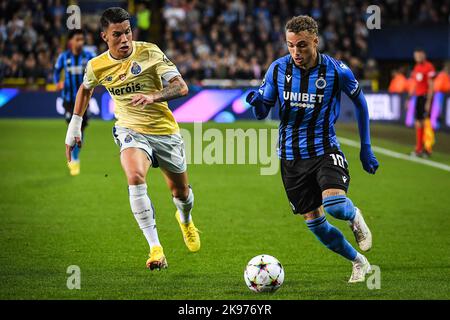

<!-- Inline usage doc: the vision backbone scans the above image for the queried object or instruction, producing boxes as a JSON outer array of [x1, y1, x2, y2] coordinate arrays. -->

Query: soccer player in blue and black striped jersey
[[54, 29, 94, 176], [246, 16, 379, 283]]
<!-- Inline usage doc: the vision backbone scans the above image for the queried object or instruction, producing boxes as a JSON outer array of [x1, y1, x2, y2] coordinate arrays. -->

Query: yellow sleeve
[[82, 60, 99, 89], [151, 46, 180, 81]]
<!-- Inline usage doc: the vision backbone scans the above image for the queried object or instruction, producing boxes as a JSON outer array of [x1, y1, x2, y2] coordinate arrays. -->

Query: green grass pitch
[[0, 119, 449, 299]]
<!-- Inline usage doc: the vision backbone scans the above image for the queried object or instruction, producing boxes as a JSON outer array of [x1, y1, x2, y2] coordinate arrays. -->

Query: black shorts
[[63, 101, 89, 129], [415, 96, 426, 121], [280, 151, 350, 215]]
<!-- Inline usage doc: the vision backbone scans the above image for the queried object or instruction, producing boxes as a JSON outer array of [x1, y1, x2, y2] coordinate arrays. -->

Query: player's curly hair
[[285, 15, 318, 36]]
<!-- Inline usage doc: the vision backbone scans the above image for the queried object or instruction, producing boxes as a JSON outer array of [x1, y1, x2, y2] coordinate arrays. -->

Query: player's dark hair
[[100, 7, 130, 30], [68, 29, 84, 40], [414, 47, 425, 53], [285, 15, 318, 36]]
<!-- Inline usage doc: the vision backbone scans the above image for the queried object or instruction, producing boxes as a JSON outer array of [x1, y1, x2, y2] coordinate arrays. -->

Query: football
[[244, 254, 285, 293]]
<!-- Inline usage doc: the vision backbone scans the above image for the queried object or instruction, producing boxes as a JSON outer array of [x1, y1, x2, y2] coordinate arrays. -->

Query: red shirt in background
[[411, 61, 436, 96]]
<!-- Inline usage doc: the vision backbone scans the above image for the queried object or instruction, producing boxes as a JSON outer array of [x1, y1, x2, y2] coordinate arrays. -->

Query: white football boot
[[349, 207, 372, 252], [348, 255, 372, 283]]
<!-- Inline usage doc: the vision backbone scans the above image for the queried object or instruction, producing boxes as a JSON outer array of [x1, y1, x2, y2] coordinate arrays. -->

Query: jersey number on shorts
[[330, 154, 345, 168]]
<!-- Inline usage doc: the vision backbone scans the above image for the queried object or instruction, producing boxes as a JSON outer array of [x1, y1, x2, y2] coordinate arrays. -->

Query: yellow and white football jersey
[[83, 41, 181, 135]]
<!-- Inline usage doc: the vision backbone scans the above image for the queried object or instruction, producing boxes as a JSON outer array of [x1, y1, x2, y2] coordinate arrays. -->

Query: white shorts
[[112, 126, 187, 174]]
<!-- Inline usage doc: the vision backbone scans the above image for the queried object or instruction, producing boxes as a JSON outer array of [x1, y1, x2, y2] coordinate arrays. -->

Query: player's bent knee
[[303, 208, 323, 221], [127, 171, 147, 185], [322, 195, 355, 221]]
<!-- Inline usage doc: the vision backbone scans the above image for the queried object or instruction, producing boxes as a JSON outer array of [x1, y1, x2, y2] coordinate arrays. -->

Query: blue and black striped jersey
[[54, 50, 95, 103], [259, 53, 361, 160]]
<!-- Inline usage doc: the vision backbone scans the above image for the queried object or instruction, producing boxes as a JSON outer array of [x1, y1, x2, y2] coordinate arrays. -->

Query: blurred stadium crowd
[[162, 0, 448, 83], [0, 0, 449, 88]]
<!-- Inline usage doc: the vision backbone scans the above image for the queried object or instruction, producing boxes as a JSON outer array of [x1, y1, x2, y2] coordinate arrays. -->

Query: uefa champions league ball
[[244, 254, 284, 293]]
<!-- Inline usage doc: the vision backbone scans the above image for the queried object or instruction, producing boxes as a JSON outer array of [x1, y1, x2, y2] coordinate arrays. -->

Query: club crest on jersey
[[119, 73, 127, 81], [315, 77, 327, 89], [131, 62, 141, 75], [124, 135, 132, 143]]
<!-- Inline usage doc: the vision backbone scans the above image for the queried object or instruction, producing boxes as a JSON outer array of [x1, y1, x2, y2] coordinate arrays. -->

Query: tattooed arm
[[131, 76, 189, 107], [154, 76, 189, 102]]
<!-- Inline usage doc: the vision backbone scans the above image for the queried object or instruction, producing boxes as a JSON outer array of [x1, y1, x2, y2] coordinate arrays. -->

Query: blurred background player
[[64, 7, 200, 271], [406, 48, 436, 157], [54, 29, 94, 175], [246, 16, 379, 283]]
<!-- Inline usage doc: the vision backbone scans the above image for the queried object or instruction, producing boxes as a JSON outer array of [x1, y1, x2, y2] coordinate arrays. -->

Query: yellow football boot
[[146, 245, 168, 271], [67, 161, 80, 176], [175, 210, 201, 252]]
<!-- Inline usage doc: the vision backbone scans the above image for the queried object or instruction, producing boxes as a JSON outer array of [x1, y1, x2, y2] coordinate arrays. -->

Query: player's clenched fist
[[360, 144, 379, 174], [246, 91, 271, 120], [132, 94, 154, 107], [65, 114, 83, 162]]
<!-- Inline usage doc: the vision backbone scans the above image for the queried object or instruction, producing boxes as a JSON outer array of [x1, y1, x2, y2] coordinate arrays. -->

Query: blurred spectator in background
[[163, 0, 186, 32], [83, 32, 98, 57], [6, 52, 25, 78], [23, 53, 40, 86], [388, 67, 409, 94], [135, 2, 151, 41], [161, 0, 449, 84], [433, 62, 450, 94]]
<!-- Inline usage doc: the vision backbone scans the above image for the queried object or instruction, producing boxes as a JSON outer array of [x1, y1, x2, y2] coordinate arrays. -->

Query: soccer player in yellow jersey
[[64, 7, 200, 270]]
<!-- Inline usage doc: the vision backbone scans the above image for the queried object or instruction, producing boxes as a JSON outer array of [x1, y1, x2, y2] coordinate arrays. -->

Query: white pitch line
[[337, 136, 450, 172]]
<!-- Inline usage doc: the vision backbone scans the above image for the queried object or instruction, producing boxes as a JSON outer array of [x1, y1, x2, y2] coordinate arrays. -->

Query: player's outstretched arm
[[339, 61, 379, 174], [65, 84, 93, 162], [131, 76, 189, 107], [351, 91, 379, 174]]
